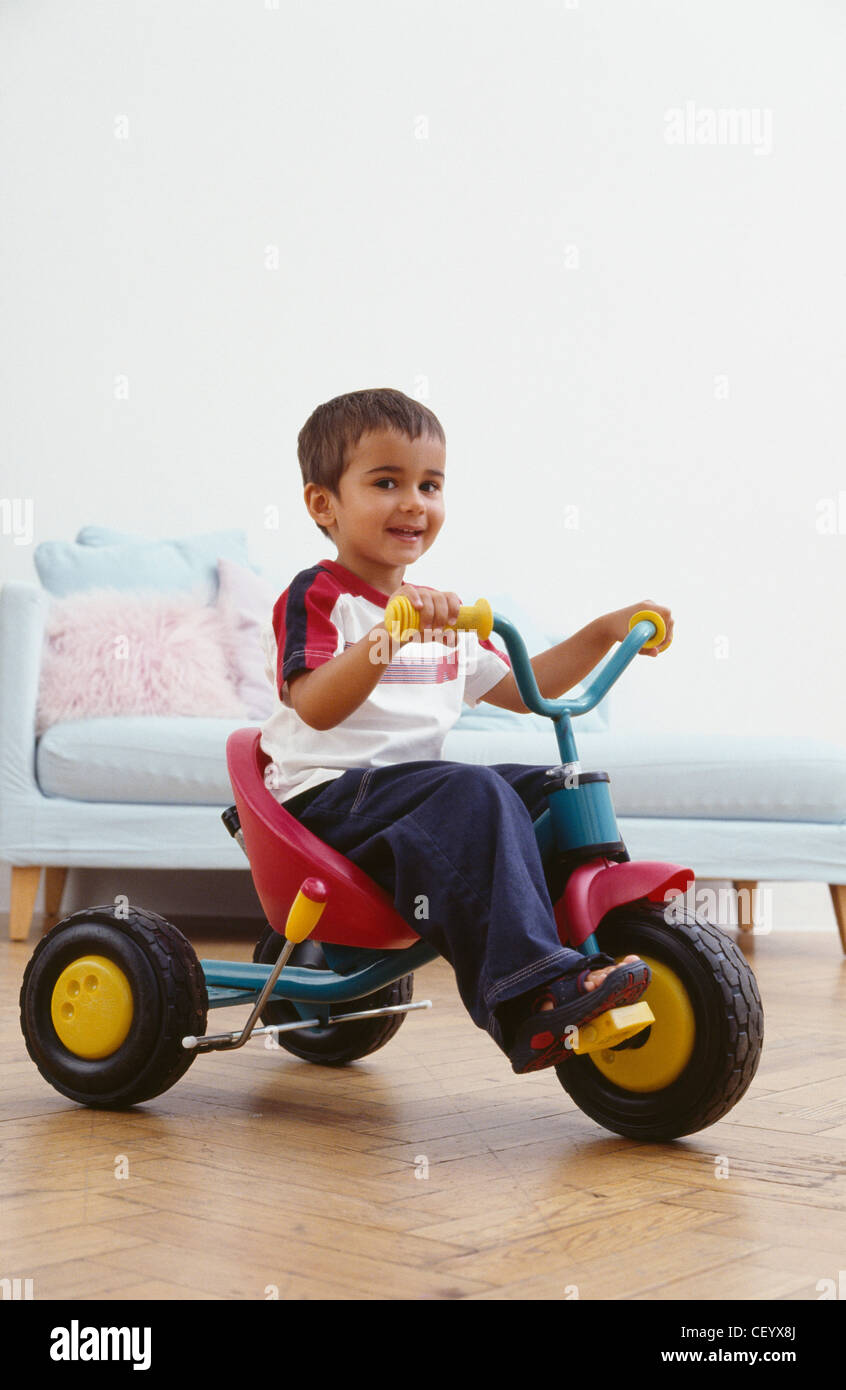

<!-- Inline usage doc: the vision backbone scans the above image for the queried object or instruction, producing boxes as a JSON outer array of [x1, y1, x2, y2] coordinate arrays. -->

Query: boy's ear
[[304, 481, 337, 532]]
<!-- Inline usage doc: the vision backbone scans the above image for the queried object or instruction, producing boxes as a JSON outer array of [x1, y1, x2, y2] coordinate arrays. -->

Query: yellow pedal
[[571, 1001, 655, 1055]]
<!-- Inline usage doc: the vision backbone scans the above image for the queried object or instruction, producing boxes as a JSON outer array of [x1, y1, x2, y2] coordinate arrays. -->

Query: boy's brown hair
[[297, 387, 446, 540]]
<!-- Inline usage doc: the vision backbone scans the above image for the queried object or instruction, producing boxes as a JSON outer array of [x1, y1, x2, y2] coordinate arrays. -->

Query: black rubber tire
[[20, 905, 208, 1108], [556, 901, 763, 1140], [252, 925, 413, 1065]]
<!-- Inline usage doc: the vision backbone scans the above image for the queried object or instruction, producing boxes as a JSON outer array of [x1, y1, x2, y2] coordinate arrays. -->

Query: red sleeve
[[273, 567, 342, 696]]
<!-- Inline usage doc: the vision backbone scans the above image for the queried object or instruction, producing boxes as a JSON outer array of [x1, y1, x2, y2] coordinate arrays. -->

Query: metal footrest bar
[[183, 999, 432, 1053], [324, 1000, 432, 1023]]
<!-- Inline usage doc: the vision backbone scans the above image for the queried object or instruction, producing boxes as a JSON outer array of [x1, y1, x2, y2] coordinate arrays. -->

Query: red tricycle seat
[[225, 729, 420, 949]]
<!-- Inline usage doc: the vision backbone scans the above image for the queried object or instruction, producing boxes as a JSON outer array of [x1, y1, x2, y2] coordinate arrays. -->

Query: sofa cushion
[[35, 529, 250, 598], [216, 558, 279, 719], [35, 719, 846, 822], [36, 717, 254, 804], [36, 590, 247, 734], [441, 728, 846, 824]]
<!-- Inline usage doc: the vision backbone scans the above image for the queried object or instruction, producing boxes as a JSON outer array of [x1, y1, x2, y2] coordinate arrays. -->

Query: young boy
[[260, 387, 674, 1073]]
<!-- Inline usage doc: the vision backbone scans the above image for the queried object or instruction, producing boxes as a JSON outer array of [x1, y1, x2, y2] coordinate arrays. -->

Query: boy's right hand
[[384, 584, 463, 644]]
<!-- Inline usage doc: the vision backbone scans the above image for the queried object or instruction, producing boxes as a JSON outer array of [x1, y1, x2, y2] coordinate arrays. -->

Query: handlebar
[[490, 612, 662, 720], [383, 597, 665, 722]]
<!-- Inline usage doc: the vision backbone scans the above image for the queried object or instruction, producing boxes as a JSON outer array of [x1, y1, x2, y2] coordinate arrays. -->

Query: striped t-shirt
[[259, 557, 512, 805]]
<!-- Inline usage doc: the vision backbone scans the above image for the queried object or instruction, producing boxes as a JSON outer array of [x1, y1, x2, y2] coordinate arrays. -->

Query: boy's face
[[306, 428, 446, 593]]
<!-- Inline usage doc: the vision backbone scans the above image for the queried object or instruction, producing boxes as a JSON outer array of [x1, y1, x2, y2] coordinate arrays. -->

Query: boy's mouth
[[387, 527, 424, 542]]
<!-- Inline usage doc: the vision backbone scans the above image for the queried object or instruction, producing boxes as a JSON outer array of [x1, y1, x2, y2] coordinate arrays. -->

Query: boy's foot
[[499, 953, 651, 1075]]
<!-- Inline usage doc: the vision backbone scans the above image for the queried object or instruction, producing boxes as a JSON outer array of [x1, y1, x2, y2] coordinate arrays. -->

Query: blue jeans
[[283, 761, 586, 1053]]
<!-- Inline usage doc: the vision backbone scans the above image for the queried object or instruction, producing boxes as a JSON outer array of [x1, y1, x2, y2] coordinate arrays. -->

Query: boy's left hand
[[602, 601, 674, 656]]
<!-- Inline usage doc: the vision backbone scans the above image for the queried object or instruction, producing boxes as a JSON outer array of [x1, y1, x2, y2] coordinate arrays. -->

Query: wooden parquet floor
[[3, 917, 846, 1301]]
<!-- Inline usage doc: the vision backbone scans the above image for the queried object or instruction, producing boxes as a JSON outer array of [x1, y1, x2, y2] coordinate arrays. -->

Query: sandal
[[505, 953, 651, 1075]]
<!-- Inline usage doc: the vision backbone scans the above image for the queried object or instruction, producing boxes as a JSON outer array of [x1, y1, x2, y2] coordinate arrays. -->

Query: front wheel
[[556, 901, 763, 1140]]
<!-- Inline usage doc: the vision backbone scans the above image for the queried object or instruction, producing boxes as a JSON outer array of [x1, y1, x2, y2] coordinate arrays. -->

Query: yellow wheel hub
[[50, 955, 134, 1060], [588, 954, 696, 1093]]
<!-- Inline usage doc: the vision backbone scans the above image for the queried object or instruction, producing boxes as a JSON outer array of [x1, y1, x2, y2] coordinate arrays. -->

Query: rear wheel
[[252, 924, 413, 1065], [556, 901, 763, 1140], [20, 906, 208, 1108]]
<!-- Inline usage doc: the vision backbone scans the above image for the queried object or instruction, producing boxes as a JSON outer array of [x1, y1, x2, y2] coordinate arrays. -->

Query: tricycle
[[19, 600, 763, 1140]]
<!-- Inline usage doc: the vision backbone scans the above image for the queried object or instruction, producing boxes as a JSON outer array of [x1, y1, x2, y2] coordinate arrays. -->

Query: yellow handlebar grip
[[627, 608, 667, 650], [384, 595, 418, 644], [452, 598, 493, 641], [284, 877, 328, 944], [383, 596, 493, 643]]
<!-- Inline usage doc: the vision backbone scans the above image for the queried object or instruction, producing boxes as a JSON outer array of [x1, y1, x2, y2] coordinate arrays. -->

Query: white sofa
[[3, 577, 846, 947]]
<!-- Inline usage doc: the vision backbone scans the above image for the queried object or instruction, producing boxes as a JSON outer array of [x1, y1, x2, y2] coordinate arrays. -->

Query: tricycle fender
[[555, 858, 694, 950]]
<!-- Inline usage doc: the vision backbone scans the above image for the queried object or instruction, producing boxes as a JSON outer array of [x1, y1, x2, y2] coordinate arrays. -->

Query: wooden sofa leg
[[830, 885, 846, 955], [10, 866, 42, 941], [733, 880, 758, 932], [43, 866, 68, 929]]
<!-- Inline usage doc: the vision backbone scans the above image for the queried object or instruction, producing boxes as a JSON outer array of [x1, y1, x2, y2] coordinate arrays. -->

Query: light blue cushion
[[76, 525, 262, 576], [75, 525, 244, 550], [36, 716, 254, 804], [457, 591, 610, 733], [35, 529, 250, 598], [76, 526, 153, 546], [37, 718, 846, 822], [443, 728, 846, 822]]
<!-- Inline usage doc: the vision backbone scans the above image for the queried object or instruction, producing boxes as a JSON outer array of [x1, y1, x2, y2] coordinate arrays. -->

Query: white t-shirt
[[259, 557, 512, 805]]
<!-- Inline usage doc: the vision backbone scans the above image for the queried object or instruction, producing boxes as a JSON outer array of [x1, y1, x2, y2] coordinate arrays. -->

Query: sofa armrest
[[0, 581, 51, 855]]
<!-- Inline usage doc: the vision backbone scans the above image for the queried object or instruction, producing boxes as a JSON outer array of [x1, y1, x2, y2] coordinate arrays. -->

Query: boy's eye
[[374, 478, 440, 492]]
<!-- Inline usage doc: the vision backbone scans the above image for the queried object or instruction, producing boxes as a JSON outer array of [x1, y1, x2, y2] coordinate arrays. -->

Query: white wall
[[2, 0, 844, 918]]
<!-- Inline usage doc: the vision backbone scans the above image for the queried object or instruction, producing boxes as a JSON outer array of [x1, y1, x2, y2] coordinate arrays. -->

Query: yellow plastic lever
[[284, 877, 328, 944], [384, 595, 493, 644], [627, 608, 669, 650]]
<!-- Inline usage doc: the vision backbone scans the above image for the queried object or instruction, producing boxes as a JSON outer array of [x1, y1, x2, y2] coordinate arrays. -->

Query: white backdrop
[[2, 0, 844, 919]]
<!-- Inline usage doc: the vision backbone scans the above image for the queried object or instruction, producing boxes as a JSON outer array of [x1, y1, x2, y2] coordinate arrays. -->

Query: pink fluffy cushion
[[37, 588, 248, 734], [215, 557, 279, 719]]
